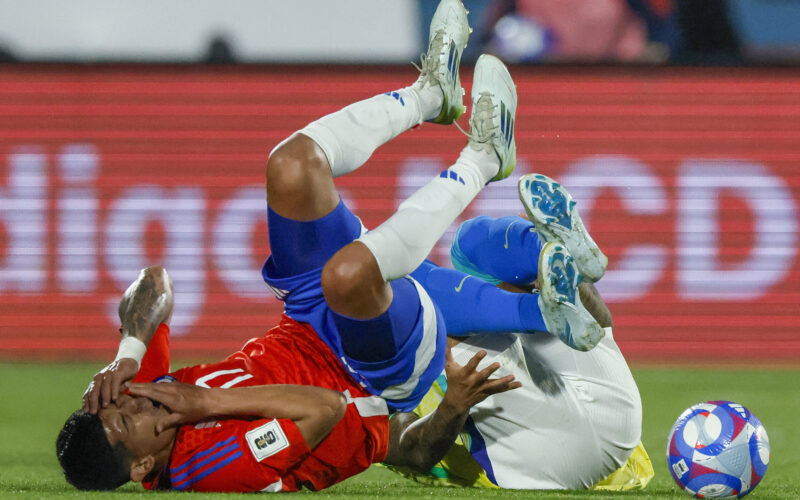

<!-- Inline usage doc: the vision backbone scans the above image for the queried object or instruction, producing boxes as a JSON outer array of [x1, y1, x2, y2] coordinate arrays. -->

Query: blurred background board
[[0, 65, 798, 362]]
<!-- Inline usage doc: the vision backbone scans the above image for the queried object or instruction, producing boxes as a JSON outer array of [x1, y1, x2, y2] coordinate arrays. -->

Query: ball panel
[[686, 472, 740, 499], [665, 401, 769, 499]]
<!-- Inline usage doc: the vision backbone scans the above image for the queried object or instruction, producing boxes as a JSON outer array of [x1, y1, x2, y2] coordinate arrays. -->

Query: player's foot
[[537, 241, 604, 351], [468, 54, 517, 182], [417, 0, 471, 125], [519, 173, 607, 282]]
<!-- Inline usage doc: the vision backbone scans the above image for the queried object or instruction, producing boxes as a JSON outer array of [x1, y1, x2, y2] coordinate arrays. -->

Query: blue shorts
[[262, 200, 446, 412]]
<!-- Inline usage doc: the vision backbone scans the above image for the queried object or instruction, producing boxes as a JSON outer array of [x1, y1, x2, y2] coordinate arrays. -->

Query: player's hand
[[442, 347, 521, 414], [82, 358, 139, 414], [126, 381, 212, 432]]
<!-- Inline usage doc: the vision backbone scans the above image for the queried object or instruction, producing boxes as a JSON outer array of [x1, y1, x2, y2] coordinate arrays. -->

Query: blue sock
[[451, 216, 542, 286], [411, 261, 546, 335]]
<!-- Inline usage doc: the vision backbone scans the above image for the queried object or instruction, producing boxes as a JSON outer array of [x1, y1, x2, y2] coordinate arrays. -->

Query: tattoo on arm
[[578, 282, 613, 328], [384, 402, 467, 472], [119, 266, 174, 343]]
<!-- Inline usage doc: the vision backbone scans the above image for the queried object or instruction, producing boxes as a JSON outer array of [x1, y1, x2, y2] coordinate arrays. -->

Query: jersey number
[[195, 368, 254, 388]]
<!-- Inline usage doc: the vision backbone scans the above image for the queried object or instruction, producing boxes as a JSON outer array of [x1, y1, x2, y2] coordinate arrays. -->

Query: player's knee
[[321, 254, 365, 312], [321, 244, 387, 318], [266, 135, 330, 196]]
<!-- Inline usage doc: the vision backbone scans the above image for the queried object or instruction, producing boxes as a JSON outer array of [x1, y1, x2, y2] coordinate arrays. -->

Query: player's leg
[[323, 54, 518, 321], [413, 241, 602, 351], [448, 190, 605, 350], [450, 172, 610, 288], [450, 215, 542, 286], [320, 54, 517, 411], [263, 0, 476, 411], [264, 84, 445, 277], [446, 206, 643, 486], [265, 0, 470, 281], [409, 260, 548, 335], [451, 215, 612, 327]]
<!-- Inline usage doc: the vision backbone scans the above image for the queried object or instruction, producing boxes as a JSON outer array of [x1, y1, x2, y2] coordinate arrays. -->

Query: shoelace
[[460, 92, 498, 148], [412, 31, 446, 89], [412, 31, 499, 147]]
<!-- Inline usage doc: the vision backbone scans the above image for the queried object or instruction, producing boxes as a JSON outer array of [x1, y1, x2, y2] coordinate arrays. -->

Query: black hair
[[56, 409, 132, 491]]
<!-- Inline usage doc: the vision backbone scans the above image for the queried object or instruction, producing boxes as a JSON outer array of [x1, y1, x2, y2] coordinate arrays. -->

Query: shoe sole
[[519, 173, 607, 281], [538, 242, 604, 351]]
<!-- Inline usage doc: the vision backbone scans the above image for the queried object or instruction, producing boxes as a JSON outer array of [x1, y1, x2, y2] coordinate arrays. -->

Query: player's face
[[98, 393, 174, 459]]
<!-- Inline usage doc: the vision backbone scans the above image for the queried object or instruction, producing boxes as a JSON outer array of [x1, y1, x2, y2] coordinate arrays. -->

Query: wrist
[[439, 392, 470, 418], [202, 387, 225, 416], [114, 336, 147, 369]]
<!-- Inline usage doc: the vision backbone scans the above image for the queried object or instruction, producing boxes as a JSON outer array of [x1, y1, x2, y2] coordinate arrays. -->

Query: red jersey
[[136, 316, 389, 492]]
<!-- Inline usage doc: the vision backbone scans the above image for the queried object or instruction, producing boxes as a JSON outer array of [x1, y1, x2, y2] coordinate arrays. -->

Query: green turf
[[0, 363, 797, 499]]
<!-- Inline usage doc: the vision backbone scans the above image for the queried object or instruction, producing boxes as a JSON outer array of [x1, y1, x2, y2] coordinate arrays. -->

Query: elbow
[[393, 448, 439, 474], [327, 391, 347, 424], [135, 266, 175, 324], [313, 390, 347, 425], [141, 266, 173, 294], [410, 447, 442, 473], [303, 391, 347, 449]]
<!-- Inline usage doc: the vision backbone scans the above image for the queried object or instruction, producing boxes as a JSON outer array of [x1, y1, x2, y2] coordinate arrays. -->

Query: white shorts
[[450, 327, 642, 489]]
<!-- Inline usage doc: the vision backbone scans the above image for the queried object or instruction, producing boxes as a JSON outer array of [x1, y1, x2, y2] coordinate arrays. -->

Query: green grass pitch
[[1, 362, 797, 499]]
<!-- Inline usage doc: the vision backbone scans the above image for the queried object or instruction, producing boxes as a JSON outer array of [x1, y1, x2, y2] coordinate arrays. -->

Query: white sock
[[358, 146, 500, 281], [298, 82, 443, 177]]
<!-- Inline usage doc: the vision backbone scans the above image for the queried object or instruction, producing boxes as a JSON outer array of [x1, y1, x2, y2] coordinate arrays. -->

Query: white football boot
[[418, 0, 471, 125], [538, 241, 604, 351], [519, 173, 608, 282], [468, 54, 518, 182]]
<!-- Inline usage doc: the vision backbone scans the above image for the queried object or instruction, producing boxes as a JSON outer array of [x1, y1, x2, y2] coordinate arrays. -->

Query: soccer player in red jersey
[[87, 267, 389, 492], [57, 265, 516, 492]]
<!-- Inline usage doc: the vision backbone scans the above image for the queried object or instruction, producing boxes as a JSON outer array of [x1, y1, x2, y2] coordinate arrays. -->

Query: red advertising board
[[0, 65, 798, 362]]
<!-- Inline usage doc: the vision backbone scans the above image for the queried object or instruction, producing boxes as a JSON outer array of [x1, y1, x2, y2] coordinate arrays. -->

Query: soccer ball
[[666, 401, 770, 498]]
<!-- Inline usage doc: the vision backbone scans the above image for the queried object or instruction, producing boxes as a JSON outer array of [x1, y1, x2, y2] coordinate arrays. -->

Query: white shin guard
[[358, 147, 499, 281], [298, 85, 442, 178]]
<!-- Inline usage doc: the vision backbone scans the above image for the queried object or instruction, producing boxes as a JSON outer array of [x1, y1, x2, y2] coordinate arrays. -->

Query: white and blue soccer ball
[[667, 401, 770, 498]]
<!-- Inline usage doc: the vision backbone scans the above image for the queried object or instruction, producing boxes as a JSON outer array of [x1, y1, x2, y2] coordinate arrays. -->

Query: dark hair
[[56, 409, 132, 491]]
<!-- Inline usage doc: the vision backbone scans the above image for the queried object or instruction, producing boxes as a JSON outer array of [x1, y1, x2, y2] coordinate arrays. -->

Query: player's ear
[[129, 455, 155, 483]]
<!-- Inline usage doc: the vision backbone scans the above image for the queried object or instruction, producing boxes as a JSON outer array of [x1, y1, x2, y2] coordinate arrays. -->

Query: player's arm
[[82, 266, 174, 414], [577, 281, 612, 328], [383, 342, 520, 471], [127, 382, 347, 449]]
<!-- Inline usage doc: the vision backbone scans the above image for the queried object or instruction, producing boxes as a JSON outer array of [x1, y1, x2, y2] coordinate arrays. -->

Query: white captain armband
[[114, 336, 147, 369]]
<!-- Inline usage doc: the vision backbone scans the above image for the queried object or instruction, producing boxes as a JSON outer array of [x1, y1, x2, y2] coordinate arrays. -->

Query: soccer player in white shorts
[[386, 173, 654, 490]]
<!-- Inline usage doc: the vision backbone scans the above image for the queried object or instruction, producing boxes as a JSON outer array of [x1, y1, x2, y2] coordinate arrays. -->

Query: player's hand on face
[[82, 358, 139, 414], [443, 347, 521, 413], [126, 381, 211, 432]]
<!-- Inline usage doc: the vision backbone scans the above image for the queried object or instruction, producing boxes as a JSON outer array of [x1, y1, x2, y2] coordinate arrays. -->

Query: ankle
[[454, 145, 500, 185], [408, 81, 444, 122]]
